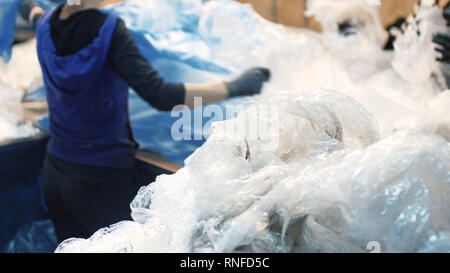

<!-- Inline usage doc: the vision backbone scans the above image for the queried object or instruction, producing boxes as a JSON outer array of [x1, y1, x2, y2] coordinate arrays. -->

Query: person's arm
[[108, 19, 270, 111], [184, 67, 270, 107], [19, 0, 45, 29], [183, 82, 228, 108]]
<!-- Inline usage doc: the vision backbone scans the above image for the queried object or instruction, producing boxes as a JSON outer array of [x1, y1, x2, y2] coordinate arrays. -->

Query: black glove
[[226, 68, 271, 98], [443, 8, 450, 26], [433, 33, 450, 64]]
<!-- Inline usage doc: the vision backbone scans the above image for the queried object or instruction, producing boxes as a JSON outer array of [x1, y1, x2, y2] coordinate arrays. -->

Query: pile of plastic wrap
[[0, 0, 60, 143], [1, 0, 450, 252], [0, 84, 37, 141], [0, 73, 38, 142], [0, 38, 41, 142]]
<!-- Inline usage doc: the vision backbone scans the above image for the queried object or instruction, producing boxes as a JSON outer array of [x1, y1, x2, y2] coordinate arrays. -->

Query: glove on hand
[[226, 67, 271, 98]]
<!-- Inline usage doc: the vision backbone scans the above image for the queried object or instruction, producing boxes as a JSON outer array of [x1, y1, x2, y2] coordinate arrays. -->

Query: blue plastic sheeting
[[0, 0, 56, 62], [102, 0, 232, 80], [26, 86, 47, 101], [0, 0, 21, 62], [5, 220, 57, 253], [0, 137, 51, 251]]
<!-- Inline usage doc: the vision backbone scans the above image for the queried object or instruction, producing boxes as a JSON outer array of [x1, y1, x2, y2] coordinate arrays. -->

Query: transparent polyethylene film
[[0, 0, 449, 252], [0, 81, 39, 141]]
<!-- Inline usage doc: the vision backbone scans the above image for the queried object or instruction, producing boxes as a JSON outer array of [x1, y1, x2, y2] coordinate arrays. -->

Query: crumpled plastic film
[[0, 0, 21, 62], [392, 4, 447, 86], [284, 132, 450, 253], [0, 39, 42, 92], [0, 40, 41, 142], [0, 0, 449, 253], [0, 81, 39, 141], [0, 0, 56, 63]]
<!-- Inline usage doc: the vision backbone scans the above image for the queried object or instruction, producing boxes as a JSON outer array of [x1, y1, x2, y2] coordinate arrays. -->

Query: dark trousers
[[43, 152, 141, 244]]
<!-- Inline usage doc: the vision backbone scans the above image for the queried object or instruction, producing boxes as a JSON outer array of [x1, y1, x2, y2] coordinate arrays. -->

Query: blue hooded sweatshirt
[[36, 8, 137, 168]]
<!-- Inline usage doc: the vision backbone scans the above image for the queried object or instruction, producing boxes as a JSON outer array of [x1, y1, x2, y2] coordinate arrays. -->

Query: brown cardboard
[[237, 0, 420, 30]]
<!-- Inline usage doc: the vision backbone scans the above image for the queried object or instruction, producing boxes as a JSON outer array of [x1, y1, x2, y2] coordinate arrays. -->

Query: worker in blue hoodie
[[20, 0, 271, 243]]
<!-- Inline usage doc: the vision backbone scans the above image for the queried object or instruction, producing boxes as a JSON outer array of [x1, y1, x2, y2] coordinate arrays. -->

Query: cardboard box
[[237, 0, 420, 30]]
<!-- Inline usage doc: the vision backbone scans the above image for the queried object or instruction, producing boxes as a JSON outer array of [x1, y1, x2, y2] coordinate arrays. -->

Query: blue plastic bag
[[5, 220, 57, 253], [0, 0, 56, 62], [0, 137, 50, 251], [102, 0, 232, 81], [0, 0, 21, 62]]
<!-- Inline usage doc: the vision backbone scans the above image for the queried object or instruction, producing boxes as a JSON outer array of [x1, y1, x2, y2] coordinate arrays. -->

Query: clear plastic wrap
[[0, 39, 42, 92], [0, 81, 39, 141], [0, 38, 42, 142], [392, 4, 447, 86], [0, 0, 447, 253]]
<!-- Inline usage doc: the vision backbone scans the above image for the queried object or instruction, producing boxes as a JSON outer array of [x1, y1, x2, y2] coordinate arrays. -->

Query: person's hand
[[226, 67, 271, 98], [433, 33, 450, 64], [29, 6, 45, 24], [19, 1, 44, 25]]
